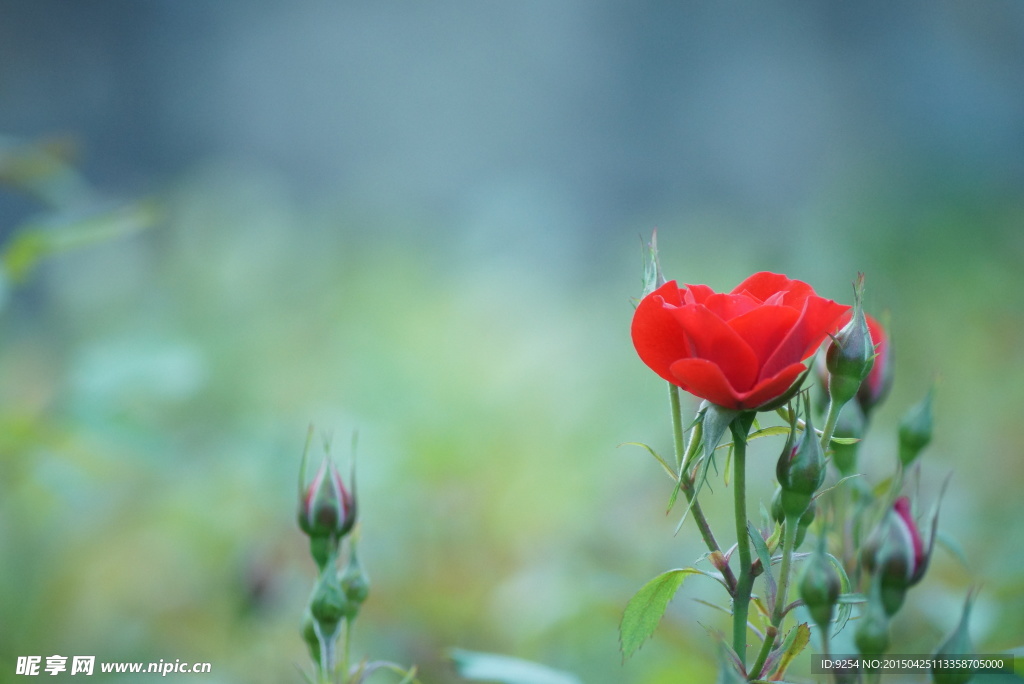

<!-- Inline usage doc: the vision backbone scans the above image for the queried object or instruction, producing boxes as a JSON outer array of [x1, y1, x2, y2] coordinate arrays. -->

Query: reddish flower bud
[[861, 496, 929, 615], [299, 456, 356, 541]]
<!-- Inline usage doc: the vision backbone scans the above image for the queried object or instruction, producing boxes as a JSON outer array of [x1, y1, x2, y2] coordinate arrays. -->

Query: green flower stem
[[748, 512, 799, 680], [340, 616, 353, 684], [772, 514, 799, 624], [818, 397, 846, 453], [731, 427, 754, 666], [669, 384, 737, 593]]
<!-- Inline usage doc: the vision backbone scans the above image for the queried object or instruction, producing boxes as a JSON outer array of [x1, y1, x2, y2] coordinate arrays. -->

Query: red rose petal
[[759, 295, 849, 382], [667, 358, 746, 410], [739, 362, 807, 410], [727, 305, 800, 368], [631, 284, 694, 384], [669, 304, 759, 392]]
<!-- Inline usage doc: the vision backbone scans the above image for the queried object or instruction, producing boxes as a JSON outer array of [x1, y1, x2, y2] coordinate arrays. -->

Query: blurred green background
[[1, 3, 1023, 682]]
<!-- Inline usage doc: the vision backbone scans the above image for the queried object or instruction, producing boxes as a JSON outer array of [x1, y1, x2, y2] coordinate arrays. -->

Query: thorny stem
[[669, 384, 737, 593]]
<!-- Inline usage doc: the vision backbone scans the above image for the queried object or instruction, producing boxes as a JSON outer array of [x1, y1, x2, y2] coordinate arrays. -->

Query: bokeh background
[[1, 2, 1023, 682]]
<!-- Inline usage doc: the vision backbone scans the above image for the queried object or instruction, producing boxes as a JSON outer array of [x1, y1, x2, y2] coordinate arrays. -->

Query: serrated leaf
[[450, 650, 581, 684], [770, 623, 811, 680], [620, 568, 697, 659]]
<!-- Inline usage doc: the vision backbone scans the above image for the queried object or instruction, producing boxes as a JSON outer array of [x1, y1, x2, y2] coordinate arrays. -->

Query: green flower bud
[[309, 566, 349, 634], [826, 276, 875, 409], [855, 583, 891, 659], [899, 387, 934, 467], [300, 608, 321, 667], [773, 487, 815, 547], [340, 543, 370, 619], [931, 592, 976, 684], [798, 547, 841, 629], [776, 427, 825, 519]]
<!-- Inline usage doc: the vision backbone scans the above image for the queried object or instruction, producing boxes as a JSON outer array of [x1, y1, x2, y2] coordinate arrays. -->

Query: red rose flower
[[631, 272, 849, 411]]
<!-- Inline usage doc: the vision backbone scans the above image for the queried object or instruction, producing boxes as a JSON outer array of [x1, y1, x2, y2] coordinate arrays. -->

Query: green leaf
[[672, 403, 736, 534], [620, 568, 697, 659], [824, 553, 854, 636], [771, 622, 811, 680], [747, 425, 792, 441], [747, 521, 776, 611], [450, 650, 581, 684], [620, 442, 677, 482], [830, 436, 861, 445]]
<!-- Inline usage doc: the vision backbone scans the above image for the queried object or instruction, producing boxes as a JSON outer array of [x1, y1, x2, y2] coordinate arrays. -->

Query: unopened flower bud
[[899, 387, 934, 467], [861, 497, 929, 615], [826, 276, 875, 409], [932, 592, 976, 684], [340, 543, 370, 616], [309, 566, 349, 635], [776, 405, 825, 519], [299, 456, 356, 542], [300, 608, 321, 666], [799, 547, 841, 629], [855, 582, 891, 659]]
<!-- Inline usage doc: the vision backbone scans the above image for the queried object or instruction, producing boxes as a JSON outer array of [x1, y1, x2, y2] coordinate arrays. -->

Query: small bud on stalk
[[861, 497, 930, 616], [340, 542, 370, 620], [826, 275, 875, 410], [855, 583, 891, 660], [798, 545, 841, 630], [776, 396, 825, 520], [899, 387, 934, 467], [299, 456, 357, 542]]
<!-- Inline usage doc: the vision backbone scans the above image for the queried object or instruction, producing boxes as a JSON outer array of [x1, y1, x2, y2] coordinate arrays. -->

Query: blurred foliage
[[0, 134, 1022, 684]]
